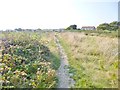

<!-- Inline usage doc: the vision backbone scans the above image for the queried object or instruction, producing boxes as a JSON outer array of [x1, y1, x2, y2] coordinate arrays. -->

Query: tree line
[[66, 21, 120, 31], [97, 21, 120, 31]]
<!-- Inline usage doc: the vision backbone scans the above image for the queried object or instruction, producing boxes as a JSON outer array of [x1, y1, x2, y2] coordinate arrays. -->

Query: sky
[[0, 0, 119, 30]]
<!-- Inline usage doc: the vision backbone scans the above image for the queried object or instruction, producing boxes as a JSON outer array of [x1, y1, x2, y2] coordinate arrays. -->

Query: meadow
[[0, 30, 119, 88], [58, 31, 118, 88], [66, 29, 118, 38]]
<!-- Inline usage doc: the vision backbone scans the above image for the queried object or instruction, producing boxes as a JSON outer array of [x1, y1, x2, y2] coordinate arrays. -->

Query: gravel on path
[[54, 34, 75, 88]]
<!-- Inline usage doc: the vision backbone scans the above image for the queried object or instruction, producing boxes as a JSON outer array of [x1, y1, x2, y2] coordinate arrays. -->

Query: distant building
[[118, 1, 120, 21], [81, 26, 96, 30], [53, 29, 64, 32]]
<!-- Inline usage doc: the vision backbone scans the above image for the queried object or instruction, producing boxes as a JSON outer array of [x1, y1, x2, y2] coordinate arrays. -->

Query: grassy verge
[[40, 32, 61, 87], [41, 32, 60, 70]]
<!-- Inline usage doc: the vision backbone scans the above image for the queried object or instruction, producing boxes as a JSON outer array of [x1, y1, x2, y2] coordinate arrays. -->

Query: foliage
[[0, 32, 59, 88], [97, 21, 120, 31], [97, 23, 110, 30], [15, 28, 23, 31], [66, 24, 77, 30]]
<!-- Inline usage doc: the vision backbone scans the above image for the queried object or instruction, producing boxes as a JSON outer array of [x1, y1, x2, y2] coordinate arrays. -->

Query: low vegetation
[[0, 32, 60, 88], [65, 21, 119, 38], [58, 32, 118, 88], [0, 24, 118, 88], [66, 29, 119, 38]]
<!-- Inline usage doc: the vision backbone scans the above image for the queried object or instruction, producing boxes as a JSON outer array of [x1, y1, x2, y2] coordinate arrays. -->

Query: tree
[[109, 21, 119, 31], [97, 21, 120, 31], [66, 24, 77, 30], [15, 28, 23, 31], [117, 21, 120, 26], [97, 23, 110, 30]]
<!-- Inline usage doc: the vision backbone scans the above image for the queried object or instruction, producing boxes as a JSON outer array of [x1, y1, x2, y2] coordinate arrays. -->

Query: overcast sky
[[0, 0, 119, 30]]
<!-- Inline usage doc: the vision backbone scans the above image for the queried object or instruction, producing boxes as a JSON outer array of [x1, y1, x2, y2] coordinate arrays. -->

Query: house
[[81, 26, 96, 30]]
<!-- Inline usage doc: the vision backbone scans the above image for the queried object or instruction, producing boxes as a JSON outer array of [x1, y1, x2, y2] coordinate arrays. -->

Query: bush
[[1, 32, 57, 88]]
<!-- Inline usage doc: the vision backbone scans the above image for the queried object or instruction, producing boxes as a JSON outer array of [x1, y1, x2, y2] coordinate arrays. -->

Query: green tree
[[15, 28, 23, 31], [97, 23, 110, 30], [97, 21, 120, 31], [66, 24, 77, 30], [109, 21, 119, 31]]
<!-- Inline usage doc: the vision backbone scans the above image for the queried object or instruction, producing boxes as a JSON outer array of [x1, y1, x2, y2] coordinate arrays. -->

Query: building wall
[[118, 1, 120, 21], [81, 27, 96, 30]]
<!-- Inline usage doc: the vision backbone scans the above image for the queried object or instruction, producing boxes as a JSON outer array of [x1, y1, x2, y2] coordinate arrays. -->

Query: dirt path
[[54, 34, 75, 88]]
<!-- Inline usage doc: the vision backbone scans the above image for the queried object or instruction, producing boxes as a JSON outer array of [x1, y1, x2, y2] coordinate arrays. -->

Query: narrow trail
[[54, 34, 75, 88]]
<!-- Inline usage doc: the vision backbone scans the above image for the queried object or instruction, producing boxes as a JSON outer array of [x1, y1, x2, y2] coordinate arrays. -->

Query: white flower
[[37, 68, 40, 70]]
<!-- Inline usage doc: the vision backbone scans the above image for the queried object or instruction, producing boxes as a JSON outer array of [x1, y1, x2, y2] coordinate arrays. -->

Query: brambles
[[0, 32, 58, 88]]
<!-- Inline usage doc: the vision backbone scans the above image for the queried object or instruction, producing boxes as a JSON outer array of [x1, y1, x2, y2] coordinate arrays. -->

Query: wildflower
[[21, 71, 27, 76], [48, 62, 51, 65], [0, 68, 4, 71], [29, 83, 32, 85], [36, 71, 40, 75], [14, 70, 20, 74], [37, 68, 40, 70]]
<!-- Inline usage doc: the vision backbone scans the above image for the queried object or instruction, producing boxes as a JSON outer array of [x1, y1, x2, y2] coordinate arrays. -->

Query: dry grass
[[58, 32, 118, 88]]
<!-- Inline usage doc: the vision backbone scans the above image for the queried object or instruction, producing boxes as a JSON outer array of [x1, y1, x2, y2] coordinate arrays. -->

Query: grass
[[65, 29, 118, 38], [41, 32, 60, 70], [40, 32, 60, 87], [58, 32, 118, 88]]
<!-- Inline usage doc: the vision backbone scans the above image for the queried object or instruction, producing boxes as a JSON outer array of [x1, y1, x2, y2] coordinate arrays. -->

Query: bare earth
[[55, 35, 75, 88]]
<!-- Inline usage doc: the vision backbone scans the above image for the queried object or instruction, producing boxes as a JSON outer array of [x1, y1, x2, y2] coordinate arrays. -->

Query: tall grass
[[58, 32, 118, 88], [66, 29, 118, 38]]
